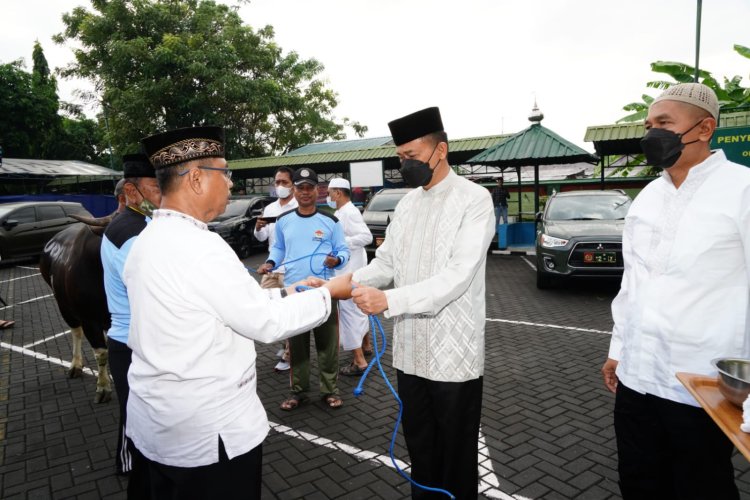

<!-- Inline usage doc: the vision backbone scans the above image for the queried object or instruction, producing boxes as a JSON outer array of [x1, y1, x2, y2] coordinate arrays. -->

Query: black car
[[208, 196, 274, 258], [0, 201, 93, 262], [535, 190, 632, 289], [362, 188, 412, 256]]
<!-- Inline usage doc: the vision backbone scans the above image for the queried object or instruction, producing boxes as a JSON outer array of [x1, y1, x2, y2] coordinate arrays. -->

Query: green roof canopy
[[466, 122, 598, 167], [228, 134, 512, 178]]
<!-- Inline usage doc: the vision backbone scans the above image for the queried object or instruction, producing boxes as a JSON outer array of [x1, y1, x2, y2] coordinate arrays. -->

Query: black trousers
[[108, 338, 151, 499], [615, 382, 739, 500], [144, 439, 262, 500], [108, 337, 134, 474], [397, 370, 483, 500]]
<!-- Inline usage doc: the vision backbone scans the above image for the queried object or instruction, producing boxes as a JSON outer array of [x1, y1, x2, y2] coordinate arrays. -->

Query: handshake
[[285, 274, 388, 315], [291, 274, 354, 300]]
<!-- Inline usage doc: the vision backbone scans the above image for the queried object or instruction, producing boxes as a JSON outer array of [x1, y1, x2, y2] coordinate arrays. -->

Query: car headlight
[[540, 234, 569, 248]]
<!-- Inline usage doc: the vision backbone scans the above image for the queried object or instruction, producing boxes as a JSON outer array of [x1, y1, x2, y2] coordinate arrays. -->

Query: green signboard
[[712, 126, 750, 167]]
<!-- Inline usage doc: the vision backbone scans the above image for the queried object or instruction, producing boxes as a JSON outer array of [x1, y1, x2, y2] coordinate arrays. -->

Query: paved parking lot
[[1, 252, 750, 499]]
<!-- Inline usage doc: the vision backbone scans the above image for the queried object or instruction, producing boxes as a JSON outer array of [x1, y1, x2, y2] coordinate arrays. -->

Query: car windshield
[[215, 199, 250, 221], [546, 194, 631, 221], [0, 206, 17, 219], [366, 192, 406, 212]]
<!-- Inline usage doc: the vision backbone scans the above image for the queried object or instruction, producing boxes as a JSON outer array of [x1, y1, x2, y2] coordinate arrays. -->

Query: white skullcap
[[328, 178, 350, 190], [653, 83, 719, 120]]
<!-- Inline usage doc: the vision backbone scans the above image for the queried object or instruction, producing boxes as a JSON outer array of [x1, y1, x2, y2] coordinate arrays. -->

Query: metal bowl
[[713, 358, 750, 408]]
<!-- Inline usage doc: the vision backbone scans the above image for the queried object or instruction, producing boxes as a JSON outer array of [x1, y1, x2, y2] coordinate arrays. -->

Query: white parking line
[[23, 329, 71, 349], [16, 266, 40, 271], [0, 341, 98, 377], [487, 317, 611, 335], [520, 256, 536, 271], [0, 273, 42, 284], [0, 293, 54, 311]]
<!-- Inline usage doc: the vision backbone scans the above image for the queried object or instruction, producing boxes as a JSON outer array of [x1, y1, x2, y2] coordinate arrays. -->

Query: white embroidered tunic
[[354, 170, 495, 382], [609, 150, 750, 406], [124, 209, 331, 467]]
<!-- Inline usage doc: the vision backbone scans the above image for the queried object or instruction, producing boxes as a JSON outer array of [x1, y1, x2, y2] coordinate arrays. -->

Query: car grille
[[567, 242, 623, 268]]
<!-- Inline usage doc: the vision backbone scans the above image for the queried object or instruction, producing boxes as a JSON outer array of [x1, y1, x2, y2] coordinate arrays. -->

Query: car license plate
[[583, 251, 616, 264], [375, 237, 385, 247]]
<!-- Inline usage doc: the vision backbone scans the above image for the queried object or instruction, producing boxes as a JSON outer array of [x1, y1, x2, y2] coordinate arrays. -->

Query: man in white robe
[[351, 107, 495, 499], [326, 177, 373, 375], [601, 83, 750, 499]]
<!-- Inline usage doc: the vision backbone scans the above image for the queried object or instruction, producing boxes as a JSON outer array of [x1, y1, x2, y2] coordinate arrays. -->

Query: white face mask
[[326, 196, 337, 209], [276, 186, 291, 199]]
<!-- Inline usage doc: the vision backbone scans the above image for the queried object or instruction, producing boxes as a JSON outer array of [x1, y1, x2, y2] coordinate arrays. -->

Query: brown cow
[[39, 216, 113, 403]]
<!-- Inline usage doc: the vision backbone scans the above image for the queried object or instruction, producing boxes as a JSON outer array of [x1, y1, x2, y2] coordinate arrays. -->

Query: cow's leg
[[68, 326, 84, 378], [93, 347, 112, 404]]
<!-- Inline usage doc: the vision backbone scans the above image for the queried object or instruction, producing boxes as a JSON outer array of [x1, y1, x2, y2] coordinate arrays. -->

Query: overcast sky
[[3, 0, 750, 151]]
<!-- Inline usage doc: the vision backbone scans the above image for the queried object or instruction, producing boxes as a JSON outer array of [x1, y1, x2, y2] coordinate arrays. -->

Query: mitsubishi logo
[[596, 243, 604, 251]]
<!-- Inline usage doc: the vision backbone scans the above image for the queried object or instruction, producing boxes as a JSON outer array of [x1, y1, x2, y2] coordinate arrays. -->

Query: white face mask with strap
[[276, 186, 291, 199]]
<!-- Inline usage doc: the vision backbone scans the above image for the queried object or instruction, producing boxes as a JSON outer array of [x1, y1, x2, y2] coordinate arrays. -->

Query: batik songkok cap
[[140, 126, 225, 169], [122, 153, 156, 178], [652, 83, 719, 120], [388, 107, 444, 146]]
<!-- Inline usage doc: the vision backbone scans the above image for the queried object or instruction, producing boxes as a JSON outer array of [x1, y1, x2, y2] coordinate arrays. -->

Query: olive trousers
[[288, 299, 340, 397]]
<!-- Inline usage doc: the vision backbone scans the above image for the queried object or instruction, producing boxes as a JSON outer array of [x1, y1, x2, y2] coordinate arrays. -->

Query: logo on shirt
[[313, 229, 324, 241]]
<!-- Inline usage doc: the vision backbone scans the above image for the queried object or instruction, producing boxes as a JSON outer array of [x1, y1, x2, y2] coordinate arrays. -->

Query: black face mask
[[400, 144, 439, 188], [640, 119, 704, 168]]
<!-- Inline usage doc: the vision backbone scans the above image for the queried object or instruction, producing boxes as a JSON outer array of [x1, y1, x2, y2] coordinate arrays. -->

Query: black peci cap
[[122, 153, 156, 178], [387, 107, 444, 146], [140, 126, 225, 169]]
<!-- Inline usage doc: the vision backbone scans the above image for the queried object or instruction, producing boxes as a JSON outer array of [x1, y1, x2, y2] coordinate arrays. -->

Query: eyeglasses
[[178, 165, 232, 180]]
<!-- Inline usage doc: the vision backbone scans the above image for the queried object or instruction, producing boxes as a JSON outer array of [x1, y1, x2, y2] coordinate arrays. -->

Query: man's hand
[[323, 274, 353, 300], [601, 358, 619, 393], [352, 286, 388, 315], [255, 218, 268, 230], [324, 254, 341, 268], [257, 262, 273, 275], [302, 276, 327, 288]]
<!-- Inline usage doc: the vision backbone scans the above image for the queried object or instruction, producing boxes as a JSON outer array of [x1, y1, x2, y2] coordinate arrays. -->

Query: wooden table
[[677, 372, 750, 461]]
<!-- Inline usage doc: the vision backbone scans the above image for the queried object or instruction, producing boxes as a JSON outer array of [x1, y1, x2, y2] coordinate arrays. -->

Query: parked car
[[0, 201, 93, 262], [208, 196, 274, 258], [362, 188, 412, 257], [535, 190, 632, 289]]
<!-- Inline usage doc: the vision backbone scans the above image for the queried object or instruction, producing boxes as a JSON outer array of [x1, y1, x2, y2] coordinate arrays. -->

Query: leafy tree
[[0, 60, 36, 158], [0, 44, 109, 164], [55, 0, 367, 159], [30, 41, 64, 158], [618, 44, 750, 123]]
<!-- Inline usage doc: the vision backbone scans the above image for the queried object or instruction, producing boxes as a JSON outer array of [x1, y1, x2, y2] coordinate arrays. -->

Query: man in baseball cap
[[603, 83, 750, 498]]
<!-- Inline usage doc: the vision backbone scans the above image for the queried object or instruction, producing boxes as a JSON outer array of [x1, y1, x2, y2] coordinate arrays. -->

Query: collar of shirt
[[660, 149, 725, 190], [153, 209, 208, 231], [421, 168, 456, 197]]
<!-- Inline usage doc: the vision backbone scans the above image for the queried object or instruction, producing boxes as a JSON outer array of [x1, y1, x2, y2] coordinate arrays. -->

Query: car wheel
[[235, 235, 252, 259], [536, 269, 554, 289]]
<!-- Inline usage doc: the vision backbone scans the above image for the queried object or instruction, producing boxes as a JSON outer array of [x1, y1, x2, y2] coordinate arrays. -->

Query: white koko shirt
[[334, 200, 373, 274], [354, 170, 495, 382], [123, 209, 331, 467], [609, 150, 750, 406], [253, 196, 298, 273]]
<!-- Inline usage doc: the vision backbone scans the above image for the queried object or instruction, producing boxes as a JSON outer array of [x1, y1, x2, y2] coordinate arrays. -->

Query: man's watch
[[280, 288, 288, 298]]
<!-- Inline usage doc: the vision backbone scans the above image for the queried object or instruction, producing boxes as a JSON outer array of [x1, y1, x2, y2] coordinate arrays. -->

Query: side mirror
[[250, 209, 264, 218], [2, 219, 19, 229], [535, 212, 543, 223]]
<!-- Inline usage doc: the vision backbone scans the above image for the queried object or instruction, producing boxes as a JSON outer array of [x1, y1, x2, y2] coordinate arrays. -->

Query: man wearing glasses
[[124, 126, 352, 498]]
